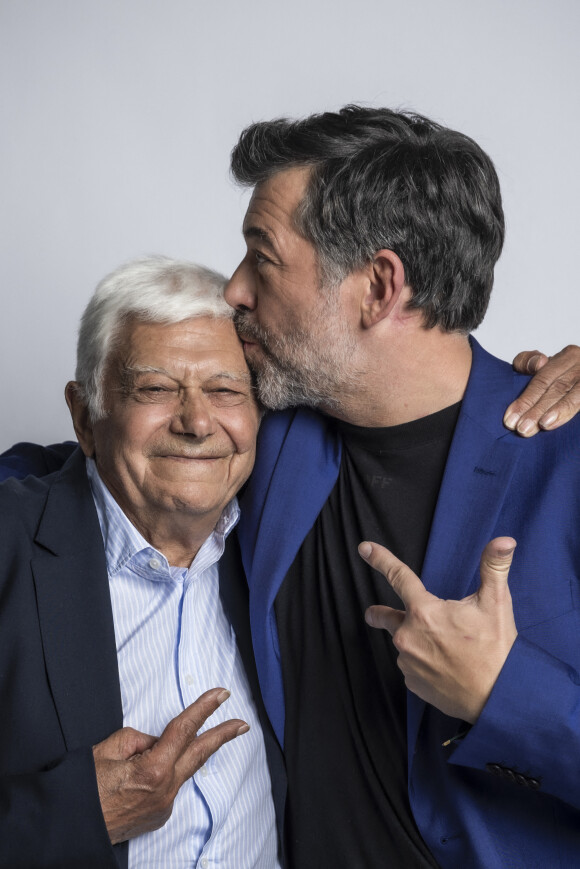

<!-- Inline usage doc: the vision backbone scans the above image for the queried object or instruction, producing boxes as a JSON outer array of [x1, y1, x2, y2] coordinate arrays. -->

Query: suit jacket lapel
[[219, 534, 262, 707], [31, 449, 123, 750], [219, 534, 287, 843], [239, 408, 341, 745], [406, 339, 526, 757]]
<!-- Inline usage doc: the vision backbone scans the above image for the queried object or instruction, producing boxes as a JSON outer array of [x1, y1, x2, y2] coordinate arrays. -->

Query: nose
[[171, 391, 216, 439], [225, 259, 257, 311]]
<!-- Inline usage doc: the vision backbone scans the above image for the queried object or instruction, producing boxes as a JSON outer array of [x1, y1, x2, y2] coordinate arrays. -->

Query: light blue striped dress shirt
[[86, 459, 279, 869]]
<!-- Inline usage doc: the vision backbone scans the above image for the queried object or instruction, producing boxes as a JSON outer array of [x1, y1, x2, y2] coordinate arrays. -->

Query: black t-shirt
[[276, 402, 461, 868]]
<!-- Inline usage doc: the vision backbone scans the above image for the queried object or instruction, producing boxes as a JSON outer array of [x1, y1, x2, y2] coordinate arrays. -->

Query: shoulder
[[0, 441, 76, 482], [257, 407, 340, 454], [465, 339, 580, 444], [0, 471, 51, 534], [467, 338, 531, 407], [0, 446, 88, 541]]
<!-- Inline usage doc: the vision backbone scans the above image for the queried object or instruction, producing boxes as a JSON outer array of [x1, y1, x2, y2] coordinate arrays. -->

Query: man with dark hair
[[231, 107, 503, 333], [223, 106, 580, 867]]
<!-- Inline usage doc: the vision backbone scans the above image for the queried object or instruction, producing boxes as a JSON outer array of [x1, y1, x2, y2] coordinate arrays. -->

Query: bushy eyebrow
[[118, 365, 173, 389], [243, 225, 278, 253], [124, 365, 172, 377], [207, 371, 254, 387], [120, 365, 253, 388]]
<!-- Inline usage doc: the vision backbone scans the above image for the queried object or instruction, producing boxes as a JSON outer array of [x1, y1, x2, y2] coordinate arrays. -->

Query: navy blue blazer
[[0, 448, 126, 868], [237, 338, 580, 869], [0, 448, 285, 868]]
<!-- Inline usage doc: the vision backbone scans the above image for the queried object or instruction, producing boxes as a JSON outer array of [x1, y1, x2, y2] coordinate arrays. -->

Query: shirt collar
[[86, 457, 240, 578]]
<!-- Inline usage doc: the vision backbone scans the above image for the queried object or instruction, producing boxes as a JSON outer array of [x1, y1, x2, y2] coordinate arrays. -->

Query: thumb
[[93, 727, 158, 763], [477, 536, 516, 604]]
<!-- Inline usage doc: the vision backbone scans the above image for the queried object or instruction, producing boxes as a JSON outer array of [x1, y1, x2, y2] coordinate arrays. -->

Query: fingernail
[[358, 542, 372, 558], [503, 412, 519, 430], [516, 419, 535, 436], [217, 689, 231, 705], [527, 354, 542, 369], [540, 411, 558, 428], [496, 539, 517, 557], [237, 723, 250, 735]]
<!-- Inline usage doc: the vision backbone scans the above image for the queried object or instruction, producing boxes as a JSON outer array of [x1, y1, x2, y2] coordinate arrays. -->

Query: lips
[[236, 330, 258, 346], [237, 332, 263, 351], [163, 454, 226, 460], [152, 450, 228, 461], [233, 313, 265, 346]]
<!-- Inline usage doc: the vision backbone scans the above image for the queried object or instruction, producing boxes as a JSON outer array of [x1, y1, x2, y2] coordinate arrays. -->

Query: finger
[[365, 604, 405, 634], [93, 727, 158, 762], [358, 541, 429, 607], [477, 536, 516, 604], [511, 350, 549, 375], [538, 383, 580, 430], [175, 718, 249, 783], [505, 345, 580, 436], [156, 687, 232, 763]]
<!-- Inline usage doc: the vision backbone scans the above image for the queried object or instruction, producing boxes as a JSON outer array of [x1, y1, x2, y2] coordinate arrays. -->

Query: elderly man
[[0, 258, 280, 868], [222, 107, 580, 868]]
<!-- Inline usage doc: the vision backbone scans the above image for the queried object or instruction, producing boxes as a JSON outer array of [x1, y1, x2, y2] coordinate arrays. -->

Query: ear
[[65, 382, 96, 457], [360, 249, 407, 329]]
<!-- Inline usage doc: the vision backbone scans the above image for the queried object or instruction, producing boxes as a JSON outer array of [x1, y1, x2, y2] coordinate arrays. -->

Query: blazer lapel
[[219, 534, 288, 840], [31, 449, 123, 750], [239, 408, 341, 745], [406, 339, 526, 758]]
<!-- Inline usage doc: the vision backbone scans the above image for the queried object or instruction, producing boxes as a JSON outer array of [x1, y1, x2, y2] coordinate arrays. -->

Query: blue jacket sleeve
[[450, 632, 580, 809]]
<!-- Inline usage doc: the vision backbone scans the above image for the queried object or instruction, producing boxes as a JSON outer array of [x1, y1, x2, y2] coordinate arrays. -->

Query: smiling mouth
[[158, 454, 226, 461]]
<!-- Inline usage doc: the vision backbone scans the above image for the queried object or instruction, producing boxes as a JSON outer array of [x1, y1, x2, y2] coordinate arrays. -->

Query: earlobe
[[361, 250, 407, 329], [65, 382, 96, 457]]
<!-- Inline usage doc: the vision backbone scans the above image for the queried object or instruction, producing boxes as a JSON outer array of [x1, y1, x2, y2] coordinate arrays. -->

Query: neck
[[129, 506, 225, 567], [92, 462, 225, 568], [136, 518, 214, 567], [107, 487, 221, 567], [323, 324, 472, 428]]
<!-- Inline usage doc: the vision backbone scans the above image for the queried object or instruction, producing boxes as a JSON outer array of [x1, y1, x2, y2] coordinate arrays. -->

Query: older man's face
[[225, 167, 365, 412], [72, 316, 259, 538]]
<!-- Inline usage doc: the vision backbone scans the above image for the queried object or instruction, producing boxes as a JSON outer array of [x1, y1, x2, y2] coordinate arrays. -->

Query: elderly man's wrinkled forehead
[[103, 312, 247, 376]]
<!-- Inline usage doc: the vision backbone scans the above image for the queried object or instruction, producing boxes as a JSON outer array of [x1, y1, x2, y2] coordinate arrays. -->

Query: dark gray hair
[[76, 256, 231, 420], [231, 105, 505, 331]]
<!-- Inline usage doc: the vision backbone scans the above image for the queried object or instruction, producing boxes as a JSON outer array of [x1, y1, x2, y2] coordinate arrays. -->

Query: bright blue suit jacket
[[237, 339, 580, 868]]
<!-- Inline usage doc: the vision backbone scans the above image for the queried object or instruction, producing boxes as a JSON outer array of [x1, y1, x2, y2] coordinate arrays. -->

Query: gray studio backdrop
[[1, 0, 579, 449]]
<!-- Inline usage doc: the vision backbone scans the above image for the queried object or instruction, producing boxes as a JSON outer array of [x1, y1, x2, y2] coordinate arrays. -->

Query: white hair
[[76, 256, 231, 420]]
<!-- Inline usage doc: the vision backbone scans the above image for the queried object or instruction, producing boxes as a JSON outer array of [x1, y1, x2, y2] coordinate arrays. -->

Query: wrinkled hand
[[93, 687, 248, 844], [361, 538, 518, 724], [505, 344, 580, 436]]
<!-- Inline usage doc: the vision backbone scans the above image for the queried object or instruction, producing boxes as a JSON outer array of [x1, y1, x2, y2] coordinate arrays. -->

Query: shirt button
[[185, 674, 194, 686], [200, 765, 209, 777], [148, 557, 161, 570], [201, 858, 209, 868]]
